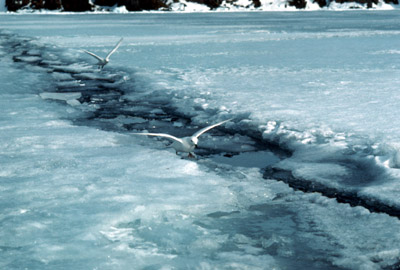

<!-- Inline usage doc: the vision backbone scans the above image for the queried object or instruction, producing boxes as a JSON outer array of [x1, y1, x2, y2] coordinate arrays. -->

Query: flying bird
[[133, 119, 232, 158], [83, 38, 123, 69]]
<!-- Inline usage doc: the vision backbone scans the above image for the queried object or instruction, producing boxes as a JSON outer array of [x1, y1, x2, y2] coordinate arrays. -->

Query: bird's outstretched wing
[[132, 132, 184, 144], [105, 38, 123, 61], [83, 50, 104, 62], [192, 118, 232, 139]]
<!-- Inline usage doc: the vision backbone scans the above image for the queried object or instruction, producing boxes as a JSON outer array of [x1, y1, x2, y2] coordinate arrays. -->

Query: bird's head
[[190, 137, 199, 146]]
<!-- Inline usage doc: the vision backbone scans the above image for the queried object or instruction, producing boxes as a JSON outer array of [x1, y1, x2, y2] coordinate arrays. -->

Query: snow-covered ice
[[1, 11, 400, 269]]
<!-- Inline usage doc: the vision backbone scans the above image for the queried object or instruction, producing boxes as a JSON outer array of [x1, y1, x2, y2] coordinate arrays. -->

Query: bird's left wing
[[192, 118, 232, 139], [105, 38, 123, 60], [132, 132, 184, 144], [83, 50, 104, 62]]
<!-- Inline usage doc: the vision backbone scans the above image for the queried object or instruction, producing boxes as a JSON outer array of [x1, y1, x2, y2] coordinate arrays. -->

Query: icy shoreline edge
[[1, 0, 399, 14]]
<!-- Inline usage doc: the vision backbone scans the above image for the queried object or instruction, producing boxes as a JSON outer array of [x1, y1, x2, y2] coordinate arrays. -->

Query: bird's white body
[[171, 137, 196, 153], [133, 119, 232, 157], [83, 38, 123, 69]]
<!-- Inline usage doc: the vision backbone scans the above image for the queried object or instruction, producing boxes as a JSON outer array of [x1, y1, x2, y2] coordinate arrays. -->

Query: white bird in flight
[[83, 38, 123, 69], [133, 119, 232, 158]]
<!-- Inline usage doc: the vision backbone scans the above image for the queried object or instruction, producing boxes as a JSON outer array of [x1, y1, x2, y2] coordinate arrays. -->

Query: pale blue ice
[[1, 11, 400, 270]]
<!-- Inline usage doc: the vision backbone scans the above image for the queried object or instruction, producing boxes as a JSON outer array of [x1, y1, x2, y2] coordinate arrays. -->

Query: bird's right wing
[[83, 50, 104, 62], [105, 38, 123, 60], [192, 118, 232, 139], [132, 132, 184, 144]]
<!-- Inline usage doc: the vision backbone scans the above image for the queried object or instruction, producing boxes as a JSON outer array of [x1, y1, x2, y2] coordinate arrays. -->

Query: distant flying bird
[[83, 38, 123, 69], [133, 119, 232, 158]]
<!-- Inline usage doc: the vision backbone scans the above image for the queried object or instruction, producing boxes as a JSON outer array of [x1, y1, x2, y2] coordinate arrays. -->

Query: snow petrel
[[133, 119, 232, 158], [83, 38, 123, 69]]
